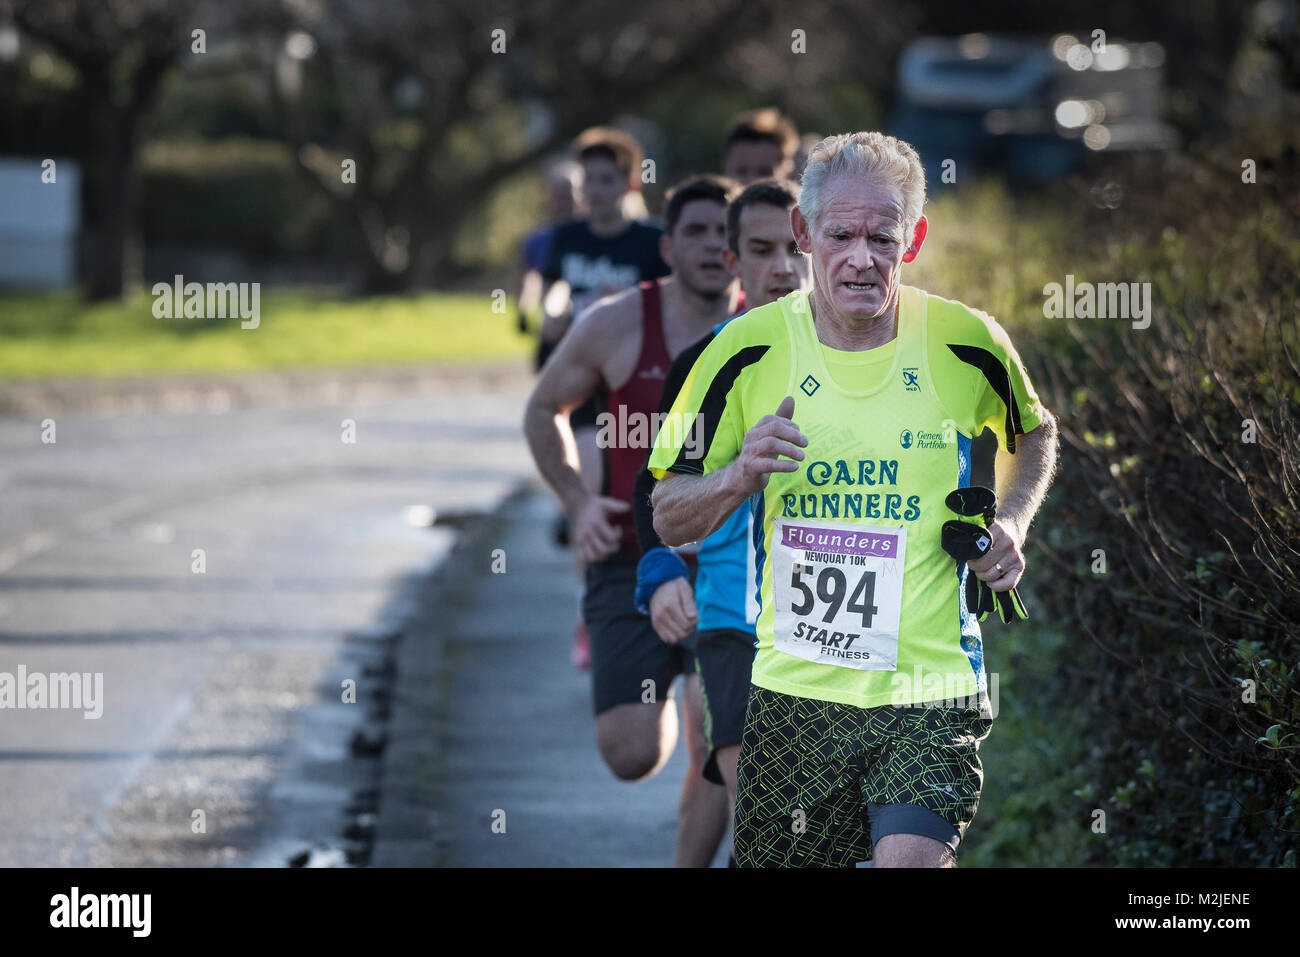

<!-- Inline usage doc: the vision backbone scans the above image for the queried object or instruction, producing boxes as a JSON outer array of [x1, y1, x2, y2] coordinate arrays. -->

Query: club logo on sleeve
[[902, 367, 920, 391]]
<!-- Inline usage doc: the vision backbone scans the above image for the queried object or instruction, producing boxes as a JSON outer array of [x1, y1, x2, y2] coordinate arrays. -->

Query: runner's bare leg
[[594, 699, 677, 781], [874, 833, 957, 868], [674, 673, 729, 866]]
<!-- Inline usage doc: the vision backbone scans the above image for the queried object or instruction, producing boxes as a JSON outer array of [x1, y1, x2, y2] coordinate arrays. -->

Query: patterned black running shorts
[[733, 684, 993, 867]]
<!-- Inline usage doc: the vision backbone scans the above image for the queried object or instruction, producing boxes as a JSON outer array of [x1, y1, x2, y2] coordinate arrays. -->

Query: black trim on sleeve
[[946, 343, 1024, 454], [668, 344, 770, 475]]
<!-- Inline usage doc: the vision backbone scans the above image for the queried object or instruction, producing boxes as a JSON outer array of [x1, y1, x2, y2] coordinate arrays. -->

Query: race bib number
[[772, 519, 906, 670]]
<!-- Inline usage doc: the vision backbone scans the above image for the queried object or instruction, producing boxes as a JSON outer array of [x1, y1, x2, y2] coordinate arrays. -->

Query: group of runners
[[522, 109, 1059, 868]]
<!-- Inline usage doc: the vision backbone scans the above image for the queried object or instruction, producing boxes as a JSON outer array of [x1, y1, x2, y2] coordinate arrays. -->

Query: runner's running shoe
[[571, 614, 591, 670]]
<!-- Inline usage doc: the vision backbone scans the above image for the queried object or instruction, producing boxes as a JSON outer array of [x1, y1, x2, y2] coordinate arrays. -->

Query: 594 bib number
[[771, 519, 906, 671]]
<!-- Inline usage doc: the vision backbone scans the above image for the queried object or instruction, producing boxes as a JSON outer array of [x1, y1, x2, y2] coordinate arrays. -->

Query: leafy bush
[[1034, 134, 1300, 868], [1024, 130, 1300, 867], [909, 123, 1299, 867]]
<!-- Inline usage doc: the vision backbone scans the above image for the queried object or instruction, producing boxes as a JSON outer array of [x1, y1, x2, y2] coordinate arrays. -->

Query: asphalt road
[[0, 371, 723, 867], [429, 490, 731, 868], [0, 379, 531, 866]]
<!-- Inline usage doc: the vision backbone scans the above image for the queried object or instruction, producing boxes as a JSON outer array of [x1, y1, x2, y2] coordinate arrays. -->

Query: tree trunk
[[82, 99, 140, 301]]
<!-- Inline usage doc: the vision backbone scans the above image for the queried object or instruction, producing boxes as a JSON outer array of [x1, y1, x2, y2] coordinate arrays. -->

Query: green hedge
[[1025, 136, 1300, 867], [909, 130, 1299, 866]]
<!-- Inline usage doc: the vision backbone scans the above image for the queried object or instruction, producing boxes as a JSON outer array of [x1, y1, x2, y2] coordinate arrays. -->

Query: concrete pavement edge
[[370, 481, 536, 867]]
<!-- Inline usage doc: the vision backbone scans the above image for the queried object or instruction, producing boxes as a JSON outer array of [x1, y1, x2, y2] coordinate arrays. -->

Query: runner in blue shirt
[[633, 179, 809, 833]]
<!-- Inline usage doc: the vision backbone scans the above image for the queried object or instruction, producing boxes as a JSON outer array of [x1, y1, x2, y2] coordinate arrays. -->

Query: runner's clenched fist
[[571, 495, 630, 564], [733, 396, 808, 495], [966, 519, 1026, 592], [649, 577, 698, 645]]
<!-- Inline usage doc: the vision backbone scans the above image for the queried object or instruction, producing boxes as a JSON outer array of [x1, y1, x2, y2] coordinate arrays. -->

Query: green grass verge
[[0, 287, 531, 381]]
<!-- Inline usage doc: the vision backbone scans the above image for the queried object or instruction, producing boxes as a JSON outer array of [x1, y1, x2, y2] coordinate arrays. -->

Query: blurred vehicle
[[892, 32, 1180, 185]]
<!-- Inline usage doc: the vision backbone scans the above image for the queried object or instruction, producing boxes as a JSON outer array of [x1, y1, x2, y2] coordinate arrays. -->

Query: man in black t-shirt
[[542, 218, 668, 332], [539, 127, 669, 365]]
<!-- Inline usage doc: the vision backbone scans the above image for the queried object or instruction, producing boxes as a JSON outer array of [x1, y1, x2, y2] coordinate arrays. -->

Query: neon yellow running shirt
[[648, 285, 1043, 709]]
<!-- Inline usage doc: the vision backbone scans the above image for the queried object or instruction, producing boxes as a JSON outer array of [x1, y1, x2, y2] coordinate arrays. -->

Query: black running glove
[[940, 520, 997, 621], [941, 486, 1029, 623]]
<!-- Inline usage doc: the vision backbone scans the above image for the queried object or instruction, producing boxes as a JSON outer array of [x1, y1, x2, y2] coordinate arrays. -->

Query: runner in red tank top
[[524, 175, 742, 866], [601, 280, 674, 556]]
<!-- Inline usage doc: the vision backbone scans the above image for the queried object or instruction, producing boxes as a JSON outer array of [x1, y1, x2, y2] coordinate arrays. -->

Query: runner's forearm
[[651, 466, 748, 547], [993, 411, 1059, 545], [523, 400, 589, 516], [540, 281, 573, 344]]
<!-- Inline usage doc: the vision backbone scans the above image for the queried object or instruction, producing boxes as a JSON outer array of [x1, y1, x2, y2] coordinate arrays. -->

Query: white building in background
[[0, 157, 80, 287]]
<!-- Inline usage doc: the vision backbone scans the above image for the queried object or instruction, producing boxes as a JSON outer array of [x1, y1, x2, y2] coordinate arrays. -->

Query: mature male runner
[[538, 127, 669, 669], [524, 175, 742, 867], [649, 132, 1059, 868], [722, 108, 799, 186], [632, 179, 809, 839]]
